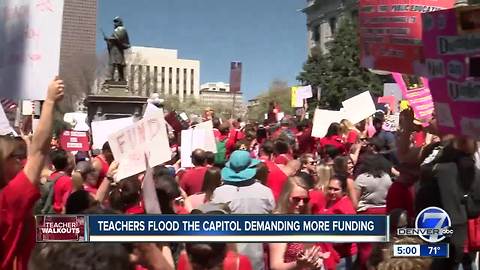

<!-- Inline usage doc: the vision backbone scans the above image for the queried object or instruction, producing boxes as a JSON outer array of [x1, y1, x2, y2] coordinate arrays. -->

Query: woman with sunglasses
[[269, 176, 339, 270], [321, 175, 357, 270], [0, 78, 64, 270]]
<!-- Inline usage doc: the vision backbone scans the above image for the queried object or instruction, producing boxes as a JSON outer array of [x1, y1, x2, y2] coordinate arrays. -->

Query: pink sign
[[422, 7, 480, 138], [359, 0, 454, 74], [392, 73, 434, 125]]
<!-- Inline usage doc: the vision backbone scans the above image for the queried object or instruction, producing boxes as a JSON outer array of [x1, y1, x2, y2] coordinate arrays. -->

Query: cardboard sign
[[194, 120, 218, 154], [392, 73, 434, 125], [142, 166, 162, 214], [0, 0, 64, 100], [60, 130, 90, 151], [422, 6, 480, 138], [342, 91, 377, 124], [143, 103, 162, 118], [359, 0, 454, 74], [108, 110, 172, 179], [21, 100, 41, 116], [312, 109, 347, 138], [383, 114, 399, 132], [291, 86, 303, 108], [91, 117, 134, 150]]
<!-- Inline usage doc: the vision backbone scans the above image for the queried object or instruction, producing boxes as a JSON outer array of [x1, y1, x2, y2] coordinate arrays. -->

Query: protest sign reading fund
[[359, 0, 454, 74], [422, 7, 480, 138], [108, 110, 171, 179], [0, 0, 64, 100]]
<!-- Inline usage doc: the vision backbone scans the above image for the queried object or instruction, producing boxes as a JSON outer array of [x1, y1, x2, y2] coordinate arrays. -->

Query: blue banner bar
[[85, 215, 389, 243], [420, 243, 449, 257]]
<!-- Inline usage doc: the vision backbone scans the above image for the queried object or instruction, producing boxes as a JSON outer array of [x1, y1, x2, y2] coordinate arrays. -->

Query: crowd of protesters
[[1, 77, 480, 270]]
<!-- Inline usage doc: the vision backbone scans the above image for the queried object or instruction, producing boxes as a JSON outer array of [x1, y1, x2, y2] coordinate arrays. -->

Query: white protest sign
[[342, 91, 376, 124], [0, 105, 13, 135], [91, 117, 134, 150], [108, 110, 171, 180], [311, 109, 347, 138], [194, 120, 217, 153], [0, 0, 64, 100], [143, 103, 162, 118], [180, 122, 217, 168], [297, 85, 313, 99]]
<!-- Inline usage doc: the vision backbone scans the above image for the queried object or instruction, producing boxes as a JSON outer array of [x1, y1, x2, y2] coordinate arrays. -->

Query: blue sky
[[96, 0, 307, 100]]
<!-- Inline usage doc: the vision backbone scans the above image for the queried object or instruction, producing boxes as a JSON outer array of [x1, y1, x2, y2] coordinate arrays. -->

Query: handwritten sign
[[91, 117, 134, 150], [60, 130, 90, 152], [392, 73, 434, 125], [342, 91, 377, 124], [422, 6, 480, 138], [359, 0, 454, 74], [0, 0, 64, 100], [108, 110, 172, 179], [312, 109, 347, 138]]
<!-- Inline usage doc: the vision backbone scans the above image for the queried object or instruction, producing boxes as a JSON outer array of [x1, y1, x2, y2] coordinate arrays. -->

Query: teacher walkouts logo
[[397, 207, 453, 243]]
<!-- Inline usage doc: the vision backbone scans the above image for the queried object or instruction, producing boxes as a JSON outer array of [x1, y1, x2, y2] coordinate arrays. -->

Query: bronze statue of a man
[[104, 16, 130, 82]]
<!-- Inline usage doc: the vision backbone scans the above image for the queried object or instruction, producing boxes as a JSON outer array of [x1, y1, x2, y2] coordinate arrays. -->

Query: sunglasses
[[290, 196, 310, 204]]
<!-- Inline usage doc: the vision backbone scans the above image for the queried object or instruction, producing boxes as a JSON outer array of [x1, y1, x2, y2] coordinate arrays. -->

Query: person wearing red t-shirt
[[259, 141, 288, 201], [386, 163, 418, 223], [180, 149, 208, 196], [0, 77, 64, 270], [109, 178, 145, 214], [319, 123, 346, 156], [273, 139, 293, 166], [340, 119, 360, 152], [49, 148, 74, 214], [322, 175, 357, 270], [93, 141, 114, 187]]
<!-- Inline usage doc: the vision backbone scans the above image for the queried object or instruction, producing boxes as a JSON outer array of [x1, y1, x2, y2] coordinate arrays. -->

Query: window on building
[[169, 67, 172, 94], [190, 69, 194, 95], [312, 25, 320, 42], [219, 88, 226, 92], [183, 68, 187, 95], [161, 67, 165, 92], [129, 65, 135, 89], [329, 17, 337, 35], [153, 66, 158, 93], [176, 68, 180, 94], [137, 66, 143, 93], [145, 66, 151, 96]]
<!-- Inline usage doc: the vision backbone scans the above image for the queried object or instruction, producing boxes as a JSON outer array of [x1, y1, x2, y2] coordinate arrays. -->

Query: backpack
[[214, 138, 227, 165], [34, 172, 65, 214]]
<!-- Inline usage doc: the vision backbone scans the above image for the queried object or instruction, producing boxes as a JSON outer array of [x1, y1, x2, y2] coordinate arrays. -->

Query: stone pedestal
[[84, 93, 147, 126], [101, 80, 129, 95]]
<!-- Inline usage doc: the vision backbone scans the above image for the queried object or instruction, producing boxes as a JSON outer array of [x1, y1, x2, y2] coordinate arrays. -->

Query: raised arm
[[23, 77, 64, 184]]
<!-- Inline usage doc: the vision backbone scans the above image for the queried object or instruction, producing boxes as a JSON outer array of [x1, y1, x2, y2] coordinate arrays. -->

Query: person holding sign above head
[[0, 77, 64, 270], [93, 142, 114, 188]]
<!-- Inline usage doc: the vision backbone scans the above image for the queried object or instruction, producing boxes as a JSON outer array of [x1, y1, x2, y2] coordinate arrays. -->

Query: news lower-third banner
[[35, 214, 390, 243]]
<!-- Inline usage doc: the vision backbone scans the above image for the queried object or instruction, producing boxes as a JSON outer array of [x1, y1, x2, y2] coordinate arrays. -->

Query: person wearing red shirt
[[0, 77, 64, 270], [93, 141, 114, 187], [49, 148, 74, 214], [226, 121, 245, 156], [258, 141, 288, 201], [386, 163, 418, 223], [322, 175, 357, 270], [180, 149, 208, 196], [319, 123, 346, 156], [273, 140, 293, 166], [178, 243, 253, 270]]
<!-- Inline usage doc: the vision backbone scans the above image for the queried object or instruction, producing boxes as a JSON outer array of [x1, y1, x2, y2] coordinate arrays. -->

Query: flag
[[229, 62, 242, 93], [1, 98, 17, 113]]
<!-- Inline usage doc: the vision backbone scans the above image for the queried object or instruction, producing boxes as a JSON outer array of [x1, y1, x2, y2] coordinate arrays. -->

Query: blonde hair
[[315, 163, 333, 191], [275, 176, 311, 214], [340, 119, 354, 135]]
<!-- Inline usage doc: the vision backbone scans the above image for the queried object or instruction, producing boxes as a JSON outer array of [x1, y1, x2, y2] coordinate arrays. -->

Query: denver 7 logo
[[416, 207, 452, 243]]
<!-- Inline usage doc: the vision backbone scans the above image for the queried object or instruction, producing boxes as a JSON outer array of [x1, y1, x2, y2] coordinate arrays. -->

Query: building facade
[[126, 46, 200, 100], [199, 82, 245, 116], [60, 0, 97, 108], [302, 0, 358, 54]]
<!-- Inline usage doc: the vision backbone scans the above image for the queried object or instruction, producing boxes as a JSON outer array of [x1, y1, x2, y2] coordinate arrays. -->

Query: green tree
[[247, 80, 293, 121], [297, 17, 383, 110]]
